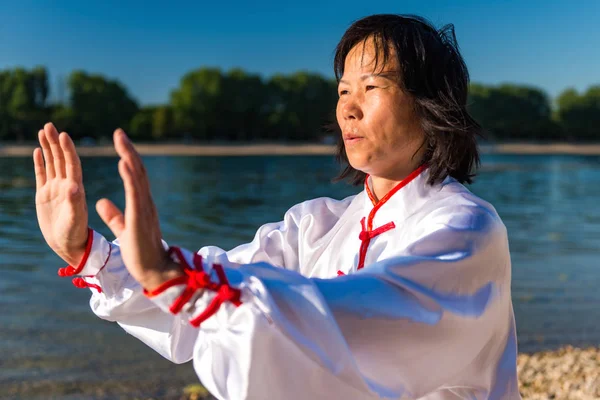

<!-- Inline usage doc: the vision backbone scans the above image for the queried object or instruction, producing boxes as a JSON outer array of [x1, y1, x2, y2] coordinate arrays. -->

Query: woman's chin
[[347, 158, 370, 175]]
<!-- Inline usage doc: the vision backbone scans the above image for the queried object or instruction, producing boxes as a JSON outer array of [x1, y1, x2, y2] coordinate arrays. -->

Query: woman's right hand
[[34, 123, 90, 267]]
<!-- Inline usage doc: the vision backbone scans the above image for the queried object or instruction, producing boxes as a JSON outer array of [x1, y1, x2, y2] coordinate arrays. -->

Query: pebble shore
[[180, 346, 600, 399], [518, 346, 600, 400], [2, 346, 598, 399]]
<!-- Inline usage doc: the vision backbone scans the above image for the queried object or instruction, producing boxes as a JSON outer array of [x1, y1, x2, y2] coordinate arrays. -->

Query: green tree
[[152, 105, 174, 140], [129, 105, 174, 140], [170, 67, 225, 141], [67, 71, 138, 140], [218, 68, 268, 141], [265, 72, 338, 141], [50, 104, 76, 134], [2, 64, 598, 144], [0, 67, 50, 140], [129, 106, 157, 140], [556, 85, 600, 141], [468, 83, 561, 141]]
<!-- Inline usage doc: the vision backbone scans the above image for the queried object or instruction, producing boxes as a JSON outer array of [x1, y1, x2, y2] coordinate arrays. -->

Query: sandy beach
[[0, 143, 336, 157], [3, 142, 600, 157]]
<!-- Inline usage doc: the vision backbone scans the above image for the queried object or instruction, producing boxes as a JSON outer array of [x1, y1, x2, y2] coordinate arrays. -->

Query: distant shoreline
[[3, 142, 600, 157]]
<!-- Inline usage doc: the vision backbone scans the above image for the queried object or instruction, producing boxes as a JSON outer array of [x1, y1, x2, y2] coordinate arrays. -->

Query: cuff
[[144, 246, 243, 327], [58, 230, 113, 277]]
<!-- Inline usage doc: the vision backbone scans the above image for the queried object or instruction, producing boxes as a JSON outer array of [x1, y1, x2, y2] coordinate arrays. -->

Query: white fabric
[[76, 170, 521, 400]]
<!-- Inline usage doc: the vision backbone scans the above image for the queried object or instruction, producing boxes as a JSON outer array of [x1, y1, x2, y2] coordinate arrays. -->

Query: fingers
[[59, 131, 83, 183], [114, 128, 144, 175], [113, 128, 153, 204], [118, 158, 142, 225], [44, 123, 66, 178], [38, 129, 55, 179], [33, 148, 46, 190], [96, 198, 125, 238], [114, 131, 162, 244]]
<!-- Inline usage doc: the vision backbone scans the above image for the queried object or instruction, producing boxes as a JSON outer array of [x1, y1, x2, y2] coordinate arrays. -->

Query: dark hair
[[332, 14, 482, 186]]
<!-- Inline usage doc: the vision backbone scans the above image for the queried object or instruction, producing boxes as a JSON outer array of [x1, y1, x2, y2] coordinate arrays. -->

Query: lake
[[1, 154, 600, 399]]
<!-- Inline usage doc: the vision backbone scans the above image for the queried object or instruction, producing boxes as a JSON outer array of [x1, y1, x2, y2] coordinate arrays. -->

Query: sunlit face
[[336, 38, 425, 180]]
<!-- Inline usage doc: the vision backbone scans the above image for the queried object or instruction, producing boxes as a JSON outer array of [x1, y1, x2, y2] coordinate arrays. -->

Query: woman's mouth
[[343, 134, 364, 144]]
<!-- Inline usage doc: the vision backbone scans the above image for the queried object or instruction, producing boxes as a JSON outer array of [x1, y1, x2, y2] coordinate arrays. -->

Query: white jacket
[[59, 166, 521, 400]]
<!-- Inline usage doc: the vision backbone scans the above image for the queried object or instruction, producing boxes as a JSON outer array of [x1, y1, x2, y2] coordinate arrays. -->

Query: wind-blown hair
[[332, 14, 482, 185]]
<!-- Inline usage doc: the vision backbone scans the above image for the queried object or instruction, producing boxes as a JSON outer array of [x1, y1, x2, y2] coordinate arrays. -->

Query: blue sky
[[1, 0, 598, 106]]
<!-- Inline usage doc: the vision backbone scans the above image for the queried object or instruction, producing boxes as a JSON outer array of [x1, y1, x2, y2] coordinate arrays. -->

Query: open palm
[[34, 123, 89, 266], [35, 123, 182, 290]]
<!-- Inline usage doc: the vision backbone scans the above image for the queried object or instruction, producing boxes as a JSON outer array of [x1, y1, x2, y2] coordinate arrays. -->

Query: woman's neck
[[369, 162, 424, 203]]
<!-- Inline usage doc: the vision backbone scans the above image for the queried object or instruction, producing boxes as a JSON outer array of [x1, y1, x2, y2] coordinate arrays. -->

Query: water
[[1, 154, 600, 398]]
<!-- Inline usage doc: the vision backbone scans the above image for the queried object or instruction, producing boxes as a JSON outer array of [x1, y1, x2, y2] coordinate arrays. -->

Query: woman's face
[[336, 38, 425, 180]]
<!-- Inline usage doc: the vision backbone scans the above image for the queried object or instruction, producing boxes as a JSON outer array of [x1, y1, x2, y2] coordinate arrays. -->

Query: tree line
[[0, 66, 598, 143]]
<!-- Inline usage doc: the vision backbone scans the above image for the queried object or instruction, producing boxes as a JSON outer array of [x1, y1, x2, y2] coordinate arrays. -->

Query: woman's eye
[[339, 90, 349, 96]]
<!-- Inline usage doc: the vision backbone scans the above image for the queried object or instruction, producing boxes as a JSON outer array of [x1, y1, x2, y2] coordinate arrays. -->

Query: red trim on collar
[[365, 179, 378, 206], [364, 164, 427, 212], [357, 164, 426, 269]]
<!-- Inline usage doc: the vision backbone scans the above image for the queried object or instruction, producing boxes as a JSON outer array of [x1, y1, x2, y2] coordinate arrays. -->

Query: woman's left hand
[[96, 129, 183, 291]]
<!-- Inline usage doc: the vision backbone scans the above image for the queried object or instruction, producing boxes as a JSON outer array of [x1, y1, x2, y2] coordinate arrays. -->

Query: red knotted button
[[356, 218, 396, 270], [72, 277, 87, 288], [58, 266, 77, 277], [71, 277, 103, 293]]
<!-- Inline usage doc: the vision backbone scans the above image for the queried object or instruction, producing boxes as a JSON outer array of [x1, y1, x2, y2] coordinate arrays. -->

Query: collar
[[362, 164, 430, 229]]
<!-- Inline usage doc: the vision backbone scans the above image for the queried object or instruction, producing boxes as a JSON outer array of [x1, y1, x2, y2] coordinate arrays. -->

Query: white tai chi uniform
[[59, 166, 521, 400]]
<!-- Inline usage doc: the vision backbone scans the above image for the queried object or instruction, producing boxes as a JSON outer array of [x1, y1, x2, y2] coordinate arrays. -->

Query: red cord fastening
[[357, 217, 396, 269], [189, 264, 242, 327], [72, 277, 103, 293], [189, 265, 242, 327], [164, 247, 243, 327], [169, 268, 217, 314], [168, 250, 214, 314], [214, 264, 242, 307]]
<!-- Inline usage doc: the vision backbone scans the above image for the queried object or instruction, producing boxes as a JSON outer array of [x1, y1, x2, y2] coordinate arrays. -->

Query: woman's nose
[[341, 97, 363, 120]]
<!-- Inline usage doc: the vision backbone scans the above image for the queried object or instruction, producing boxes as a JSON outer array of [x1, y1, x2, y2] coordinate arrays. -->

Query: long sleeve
[[61, 196, 354, 364], [148, 204, 520, 400], [61, 233, 200, 363]]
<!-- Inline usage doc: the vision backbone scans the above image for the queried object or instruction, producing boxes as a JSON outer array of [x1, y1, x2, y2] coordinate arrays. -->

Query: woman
[[34, 14, 521, 400]]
